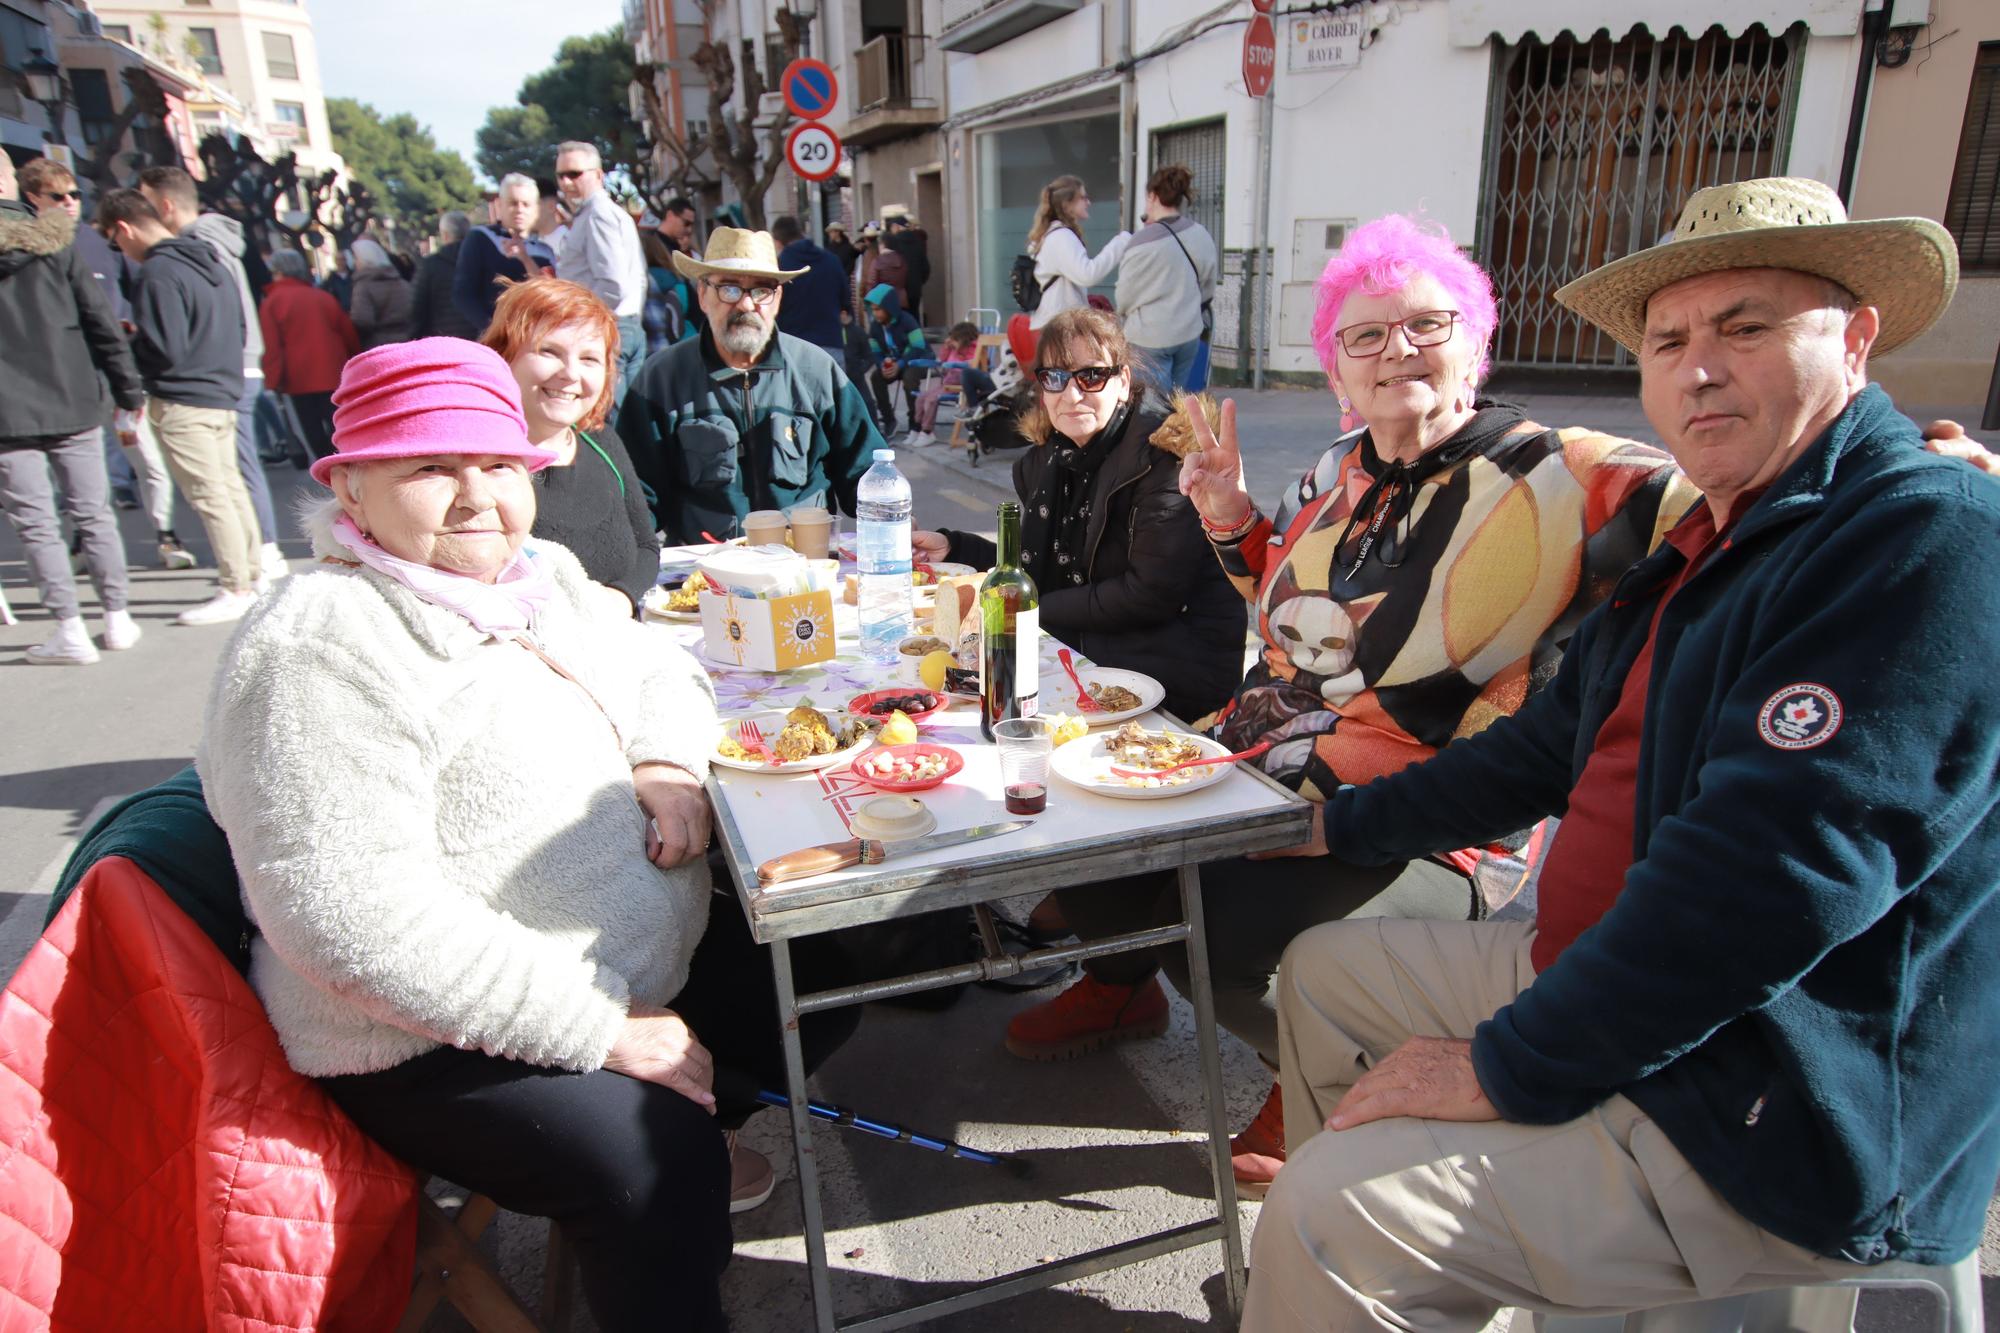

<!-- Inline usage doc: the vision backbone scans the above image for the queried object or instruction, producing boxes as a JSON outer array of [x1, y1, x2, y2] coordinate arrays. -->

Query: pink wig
[[1309, 214, 1498, 385]]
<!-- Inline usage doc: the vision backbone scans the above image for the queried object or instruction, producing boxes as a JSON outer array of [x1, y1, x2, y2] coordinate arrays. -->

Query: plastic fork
[[1057, 647, 1105, 713], [736, 720, 773, 760], [1110, 740, 1271, 780]]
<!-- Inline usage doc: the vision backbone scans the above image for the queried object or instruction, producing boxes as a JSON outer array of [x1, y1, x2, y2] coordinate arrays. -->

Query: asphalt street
[[2, 389, 1994, 1331]]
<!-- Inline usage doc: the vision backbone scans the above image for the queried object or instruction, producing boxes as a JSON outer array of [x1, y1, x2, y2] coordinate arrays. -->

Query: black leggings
[[1056, 853, 1475, 1065], [319, 894, 858, 1333]]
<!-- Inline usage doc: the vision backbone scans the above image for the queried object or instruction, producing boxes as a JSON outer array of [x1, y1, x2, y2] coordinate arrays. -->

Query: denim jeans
[[0, 431, 133, 619], [611, 314, 647, 427], [1136, 338, 1205, 393]]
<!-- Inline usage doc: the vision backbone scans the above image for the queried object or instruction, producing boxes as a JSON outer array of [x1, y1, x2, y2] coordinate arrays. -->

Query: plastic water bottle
[[856, 448, 913, 662]]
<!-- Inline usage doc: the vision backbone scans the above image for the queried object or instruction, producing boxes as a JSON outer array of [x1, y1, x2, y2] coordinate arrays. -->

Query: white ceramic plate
[[1051, 729, 1233, 799], [1054, 665, 1167, 727], [712, 710, 878, 773]]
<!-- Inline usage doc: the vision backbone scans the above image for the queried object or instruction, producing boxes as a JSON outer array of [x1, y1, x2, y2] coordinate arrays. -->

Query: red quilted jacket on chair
[[0, 857, 419, 1331]]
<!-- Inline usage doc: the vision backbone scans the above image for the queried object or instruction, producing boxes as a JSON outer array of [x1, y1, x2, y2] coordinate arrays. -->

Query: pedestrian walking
[[138, 166, 289, 581], [850, 220, 885, 320], [553, 142, 646, 405], [18, 158, 183, 559], [348, 239, 414, 349], [1028, 175, 1130, 331], [823, 222, 857, 280], [883, 211, 930, 326], [260, 249, 359, 464], [321, 249, 352, 310], [98, 188, 262, 626], [1117, 164, 1217, 392], [770, 214, 846, 359], [410, 211, 478, 340], [453, 174, 554, 336], [0, 182, 145, 662]]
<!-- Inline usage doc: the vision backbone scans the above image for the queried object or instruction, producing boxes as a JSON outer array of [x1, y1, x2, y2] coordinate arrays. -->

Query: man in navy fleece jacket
[[1241, 178, 2000, 1331]]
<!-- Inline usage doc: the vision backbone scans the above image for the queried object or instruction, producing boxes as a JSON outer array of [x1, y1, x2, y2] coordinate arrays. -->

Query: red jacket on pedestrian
[[260, 274, 360, 395]]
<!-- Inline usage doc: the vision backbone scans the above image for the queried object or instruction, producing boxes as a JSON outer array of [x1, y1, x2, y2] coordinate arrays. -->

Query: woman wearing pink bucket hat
[[197, 337, 857, 1328]]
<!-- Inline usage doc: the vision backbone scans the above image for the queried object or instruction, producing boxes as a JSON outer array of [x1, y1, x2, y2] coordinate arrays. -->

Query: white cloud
[[315, 0, 628, 178]]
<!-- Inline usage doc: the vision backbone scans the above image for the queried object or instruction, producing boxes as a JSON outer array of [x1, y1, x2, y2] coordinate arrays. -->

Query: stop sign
[[1242, 13, 1276, 97]]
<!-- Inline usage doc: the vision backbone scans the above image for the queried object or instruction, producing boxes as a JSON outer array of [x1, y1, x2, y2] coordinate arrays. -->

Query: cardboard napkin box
[[699, 588, 837, 671]]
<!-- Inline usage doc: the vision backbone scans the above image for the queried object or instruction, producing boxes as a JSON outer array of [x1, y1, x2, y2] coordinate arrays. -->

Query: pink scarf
[[330, 514, 556, 638]]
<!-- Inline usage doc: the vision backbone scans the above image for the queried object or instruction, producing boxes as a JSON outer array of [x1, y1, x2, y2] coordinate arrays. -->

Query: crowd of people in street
[[5, 125, 2000, 1333]]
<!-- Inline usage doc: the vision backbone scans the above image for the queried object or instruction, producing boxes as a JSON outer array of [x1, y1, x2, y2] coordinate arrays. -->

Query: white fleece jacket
[[1031, 225, 1131, 330], [196, 514, 719, 1078]]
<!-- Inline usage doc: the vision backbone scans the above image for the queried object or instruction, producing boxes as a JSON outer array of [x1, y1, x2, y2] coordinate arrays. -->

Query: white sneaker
[[26, 617, 99, 665], [905, 430, 935, 448], [260, 542, 290, 580], [101, 609, 142, 651], [177, 589, 258, 626], [158, 537, 198, 570]]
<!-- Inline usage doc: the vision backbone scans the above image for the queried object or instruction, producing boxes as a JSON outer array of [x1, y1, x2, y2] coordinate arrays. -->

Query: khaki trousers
[[1243, 918, 1865, 1332], [148, 399, 259, 593]]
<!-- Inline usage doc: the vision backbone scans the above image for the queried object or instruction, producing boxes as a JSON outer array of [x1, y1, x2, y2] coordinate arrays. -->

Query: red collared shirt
[[1529, 492, 1759, 971]]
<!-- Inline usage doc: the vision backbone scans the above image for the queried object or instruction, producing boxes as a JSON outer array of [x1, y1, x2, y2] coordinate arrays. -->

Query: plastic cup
[[742, 510, 788, 548], [789, 505, 833, 558], [993, 717, 1053, 814]]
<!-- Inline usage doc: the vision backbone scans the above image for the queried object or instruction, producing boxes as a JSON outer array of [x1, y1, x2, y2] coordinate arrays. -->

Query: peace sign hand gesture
[[1177, 396, 1253, 530]]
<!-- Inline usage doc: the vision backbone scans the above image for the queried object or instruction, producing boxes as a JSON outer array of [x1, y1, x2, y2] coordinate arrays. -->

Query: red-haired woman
[[483, 279, 659, 617]]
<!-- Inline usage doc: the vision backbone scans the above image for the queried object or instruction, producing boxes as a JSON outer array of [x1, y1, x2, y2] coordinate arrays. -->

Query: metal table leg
[[1180, 862, 1248, 1312], [771, 938, 839, 1332]]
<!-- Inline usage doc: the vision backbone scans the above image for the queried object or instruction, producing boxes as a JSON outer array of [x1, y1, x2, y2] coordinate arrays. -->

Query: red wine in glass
[[1004, 782, 1047, 814]]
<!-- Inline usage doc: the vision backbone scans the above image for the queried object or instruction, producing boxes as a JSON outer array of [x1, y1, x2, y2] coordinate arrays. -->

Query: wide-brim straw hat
[[670, 226, 808, 285], [1554, 177, 1957, 356]]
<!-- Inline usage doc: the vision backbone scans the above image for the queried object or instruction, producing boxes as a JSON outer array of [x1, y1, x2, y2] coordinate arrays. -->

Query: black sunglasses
[[1035, 364, 1121, 393], [555, 168, 592, 182], [40, 190, 80, 203]]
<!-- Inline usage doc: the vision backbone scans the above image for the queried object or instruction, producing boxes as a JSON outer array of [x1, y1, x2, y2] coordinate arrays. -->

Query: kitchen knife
[[756, 821, 1032, 885]]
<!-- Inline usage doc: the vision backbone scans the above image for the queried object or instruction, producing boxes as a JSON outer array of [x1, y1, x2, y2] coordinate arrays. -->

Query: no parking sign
[[781, 58, 839, 121], [786, 122, 842, 182]]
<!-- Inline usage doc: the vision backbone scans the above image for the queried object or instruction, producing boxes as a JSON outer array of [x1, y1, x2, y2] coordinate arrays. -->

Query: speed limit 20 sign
[[786, 122, 842, 182]]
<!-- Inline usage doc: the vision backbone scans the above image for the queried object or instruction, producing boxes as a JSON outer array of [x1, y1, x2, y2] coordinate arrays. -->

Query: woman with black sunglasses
[[912, 305, 1244, 722]]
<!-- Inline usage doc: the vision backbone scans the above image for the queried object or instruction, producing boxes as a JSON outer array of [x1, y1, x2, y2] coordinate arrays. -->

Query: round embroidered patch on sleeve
[[1757, 683, 1843, 750]]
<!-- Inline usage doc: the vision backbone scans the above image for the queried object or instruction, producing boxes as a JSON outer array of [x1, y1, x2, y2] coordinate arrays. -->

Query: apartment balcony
[[939, 0, 1083, 54], [839, 33, 941, 149]]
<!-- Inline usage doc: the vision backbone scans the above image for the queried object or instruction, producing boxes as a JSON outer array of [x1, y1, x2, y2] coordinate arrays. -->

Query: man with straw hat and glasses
[[1238, 177, 2000, 1330], [621, 226, 885, 543]]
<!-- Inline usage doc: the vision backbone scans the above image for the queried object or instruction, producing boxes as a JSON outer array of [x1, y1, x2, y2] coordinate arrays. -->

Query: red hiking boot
[[1003, 973, 1170, 1061], [1230, 1080, 1286, 1198]]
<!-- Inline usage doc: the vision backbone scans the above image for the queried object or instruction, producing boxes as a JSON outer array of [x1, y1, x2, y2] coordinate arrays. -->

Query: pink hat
[[310, 338, 558, 486]]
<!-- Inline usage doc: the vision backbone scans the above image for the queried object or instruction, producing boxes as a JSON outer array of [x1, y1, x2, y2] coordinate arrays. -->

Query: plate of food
[[1058, 665, 1166, 727], [847, 688, 947, 723], [849, 742, 965, 792], [712, 705, 881, 773], [641, 570, 710, 622], [1050, 722, 1233, 799]]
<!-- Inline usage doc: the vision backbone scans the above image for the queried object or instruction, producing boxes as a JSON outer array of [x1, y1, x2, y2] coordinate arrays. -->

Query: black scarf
[[1332, 399, 1527, 583], [1022, 401, 1131, 591]]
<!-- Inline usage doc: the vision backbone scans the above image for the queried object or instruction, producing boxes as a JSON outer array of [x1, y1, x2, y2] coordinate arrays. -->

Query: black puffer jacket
[[0, 203, 144, 441], [941, 406, 1247, 722]]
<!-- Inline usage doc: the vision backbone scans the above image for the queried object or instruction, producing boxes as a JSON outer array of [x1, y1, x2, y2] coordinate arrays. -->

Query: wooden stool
[[399, 1190, 575, 1332]]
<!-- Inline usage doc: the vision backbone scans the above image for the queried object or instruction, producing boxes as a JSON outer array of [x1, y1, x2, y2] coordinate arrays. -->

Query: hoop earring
[[1338, 394, 1356, 434]]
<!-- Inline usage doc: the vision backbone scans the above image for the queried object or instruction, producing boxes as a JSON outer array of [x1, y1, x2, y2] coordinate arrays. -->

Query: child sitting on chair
[[911, 322, 996, 448]]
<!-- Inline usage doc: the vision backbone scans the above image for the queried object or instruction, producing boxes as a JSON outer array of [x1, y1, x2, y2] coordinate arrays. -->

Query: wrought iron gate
[[1479, 23, 1804, 369]]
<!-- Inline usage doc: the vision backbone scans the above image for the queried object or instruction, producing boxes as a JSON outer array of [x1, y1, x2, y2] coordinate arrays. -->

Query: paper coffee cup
[[789, 506, 833, 558], [742, 510, 788, 548]]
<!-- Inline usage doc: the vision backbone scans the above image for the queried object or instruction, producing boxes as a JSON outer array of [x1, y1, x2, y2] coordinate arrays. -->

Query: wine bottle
[[978, 501, 1039, 741]]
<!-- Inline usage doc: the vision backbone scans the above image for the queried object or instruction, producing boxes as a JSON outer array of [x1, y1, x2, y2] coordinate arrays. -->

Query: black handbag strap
[[1162, 218, 1213, 336]]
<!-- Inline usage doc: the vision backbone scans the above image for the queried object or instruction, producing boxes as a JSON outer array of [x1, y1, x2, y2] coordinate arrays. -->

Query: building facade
[[1847, 0, 1999, 408], [88, 0, 341, 180], [627, 0, 720, 216]]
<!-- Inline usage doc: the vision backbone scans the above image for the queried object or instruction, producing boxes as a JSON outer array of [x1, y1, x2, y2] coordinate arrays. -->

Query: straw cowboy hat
[[669, 226, 808, 284], [1554, 177, 1957, 356]]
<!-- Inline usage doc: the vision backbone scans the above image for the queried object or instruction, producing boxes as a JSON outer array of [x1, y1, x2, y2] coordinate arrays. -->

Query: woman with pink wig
[[1006, 215, 1696, 1198]]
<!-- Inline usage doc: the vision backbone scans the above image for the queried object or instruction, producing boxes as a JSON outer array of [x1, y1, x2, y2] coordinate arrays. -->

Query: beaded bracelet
[[1202, 507, 1260, 545]]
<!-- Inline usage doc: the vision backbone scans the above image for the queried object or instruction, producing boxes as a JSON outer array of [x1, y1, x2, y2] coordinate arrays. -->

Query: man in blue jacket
[[768, 214, 846, 361], [1240, 178, 2000, 1330], [620, 227, 884, 543], [861, 282, 928, 439]]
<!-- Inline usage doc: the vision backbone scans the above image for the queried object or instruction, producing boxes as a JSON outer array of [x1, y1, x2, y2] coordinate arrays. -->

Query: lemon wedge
[[918, 649, 952, 692], [879, 709, 919, 746], [1048, 713, 1089, 746]]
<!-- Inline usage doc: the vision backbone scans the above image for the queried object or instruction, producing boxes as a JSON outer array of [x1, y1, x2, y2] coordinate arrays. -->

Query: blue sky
[[314, 0, 627, 177]]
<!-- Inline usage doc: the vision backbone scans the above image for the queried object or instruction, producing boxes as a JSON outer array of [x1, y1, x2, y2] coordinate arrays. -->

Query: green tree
[[474, 27, 640, 184], [326, 97, 481, 226], [474, 103, 555, 184]]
